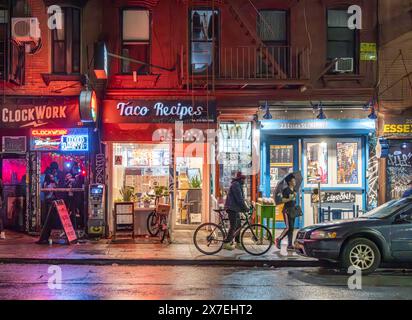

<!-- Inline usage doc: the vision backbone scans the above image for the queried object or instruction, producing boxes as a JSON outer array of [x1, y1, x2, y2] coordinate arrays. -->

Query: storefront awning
[[260, 119, 376, 136]]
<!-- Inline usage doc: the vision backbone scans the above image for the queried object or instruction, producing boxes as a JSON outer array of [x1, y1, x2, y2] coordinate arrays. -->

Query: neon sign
[[32, 129, 68, 136], [30, 128, 89, 152], [61, 135, 89, 151]]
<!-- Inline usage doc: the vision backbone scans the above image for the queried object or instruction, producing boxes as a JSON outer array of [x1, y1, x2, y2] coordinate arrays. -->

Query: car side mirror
[[395, 213, 412, 224]]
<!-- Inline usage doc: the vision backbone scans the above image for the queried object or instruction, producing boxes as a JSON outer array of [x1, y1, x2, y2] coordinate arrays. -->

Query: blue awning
[[260, 119, 376, 136]]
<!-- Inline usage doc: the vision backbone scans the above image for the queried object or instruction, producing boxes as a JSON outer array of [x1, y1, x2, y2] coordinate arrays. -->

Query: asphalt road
[[0, 264, 412, 300]]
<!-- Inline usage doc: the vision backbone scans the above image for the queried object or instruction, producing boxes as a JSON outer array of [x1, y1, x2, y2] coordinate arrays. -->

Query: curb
[[0, 258, 321, 267]]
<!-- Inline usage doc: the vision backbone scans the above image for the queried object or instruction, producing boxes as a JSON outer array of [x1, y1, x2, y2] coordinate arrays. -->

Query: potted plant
[[141, 194, 152, 208], [119, 186, 135, 202], [189, 176, 202, 189]]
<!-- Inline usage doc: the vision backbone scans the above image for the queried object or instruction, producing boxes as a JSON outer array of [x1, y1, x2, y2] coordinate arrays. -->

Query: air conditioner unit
[[11, 17, 41, 43], [333, 58, 354, 73]]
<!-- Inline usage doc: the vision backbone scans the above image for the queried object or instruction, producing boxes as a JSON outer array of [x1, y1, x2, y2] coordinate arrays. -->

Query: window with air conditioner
[[327, 9, 358, 73], [121, 9, 150, 75], [51, 7, 81, 74]]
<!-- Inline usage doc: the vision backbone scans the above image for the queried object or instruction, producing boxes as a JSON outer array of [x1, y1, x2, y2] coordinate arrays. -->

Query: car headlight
[[310, 230, 337, 240]]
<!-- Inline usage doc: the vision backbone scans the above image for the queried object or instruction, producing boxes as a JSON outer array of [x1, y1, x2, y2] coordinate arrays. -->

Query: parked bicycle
[[147, 195, 171, 243], [193, 206, 273, 256]]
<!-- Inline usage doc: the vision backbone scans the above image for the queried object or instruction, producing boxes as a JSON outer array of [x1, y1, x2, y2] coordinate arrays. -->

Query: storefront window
[[218, 122, 252, 199], [269, 145, 294, 191], [112, 143, 170, 206], [306, 142, 328, 184], [176, 156, 203, 225], [2, 159, 26, 185], [337, 142, 358, 184]]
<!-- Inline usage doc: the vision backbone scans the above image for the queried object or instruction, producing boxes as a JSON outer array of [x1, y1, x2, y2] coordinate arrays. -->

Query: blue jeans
[[225, 210, 241, 243]]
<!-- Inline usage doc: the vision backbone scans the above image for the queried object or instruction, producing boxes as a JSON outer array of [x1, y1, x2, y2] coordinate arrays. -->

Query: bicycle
[[193, 206, 273, 256], [147, 195, 161, 236], [147, 196, 171, 243]]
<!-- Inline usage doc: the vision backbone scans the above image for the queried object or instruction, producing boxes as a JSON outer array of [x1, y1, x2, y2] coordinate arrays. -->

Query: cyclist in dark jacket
[[223, 172, 249, 250]]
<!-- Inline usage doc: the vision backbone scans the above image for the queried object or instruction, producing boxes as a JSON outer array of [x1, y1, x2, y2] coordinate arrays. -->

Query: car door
[[391, 208, 412, 261]]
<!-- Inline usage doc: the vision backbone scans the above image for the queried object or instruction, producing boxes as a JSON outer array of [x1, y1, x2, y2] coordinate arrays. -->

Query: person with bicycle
[[223, 172, 250, 251]]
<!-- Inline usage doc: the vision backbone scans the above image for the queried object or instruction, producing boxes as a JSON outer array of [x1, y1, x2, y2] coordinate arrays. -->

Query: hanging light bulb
[[317, 102, 326, 120], [262, 101, 272, 120], [368, 106, 378, 120]]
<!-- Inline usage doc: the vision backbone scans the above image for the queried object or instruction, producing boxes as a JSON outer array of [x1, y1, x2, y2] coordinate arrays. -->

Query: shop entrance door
[[0, 154, 28, 231], [174, 143, 210, 229], [264, 138, 301, 228], [37, 152, 89, 233]]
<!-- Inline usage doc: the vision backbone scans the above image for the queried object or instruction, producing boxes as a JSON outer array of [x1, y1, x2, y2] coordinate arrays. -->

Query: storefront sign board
[[383, 116, 412, 135], [0, 97, 82, 128], [55, 200, 77, 243], [320, 191, 356, 204], [103, 100, 217, 124]]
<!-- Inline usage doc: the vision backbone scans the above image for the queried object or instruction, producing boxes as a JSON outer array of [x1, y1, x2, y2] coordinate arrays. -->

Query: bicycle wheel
[[159, 215, 171, 244], [147, 211, 160, 236], [241, 224, 273, 256], [193, 223, 225, 255]]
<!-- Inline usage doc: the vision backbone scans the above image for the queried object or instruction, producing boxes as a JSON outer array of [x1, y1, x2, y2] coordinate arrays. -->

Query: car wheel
[[341, 238, 381, 275]]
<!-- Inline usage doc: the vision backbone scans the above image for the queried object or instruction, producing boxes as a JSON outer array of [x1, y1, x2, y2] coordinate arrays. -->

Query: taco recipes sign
[[0, 97, 81, 128], [103, 100, 217, 124]]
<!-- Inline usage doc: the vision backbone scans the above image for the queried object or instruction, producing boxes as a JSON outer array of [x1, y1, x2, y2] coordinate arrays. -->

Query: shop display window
[[176, 156, 203, 225], [218, 122, 252, 200], [306, 142, 328, 184], [1, 159, 26, 185], [113, 143, 170, 207], [337, 142, 358, 184], [269, 145, 294, 191], [304, 138, 362, 188]]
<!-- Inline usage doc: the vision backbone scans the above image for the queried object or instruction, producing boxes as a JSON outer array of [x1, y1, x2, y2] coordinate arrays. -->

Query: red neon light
[[32, 129, 68, 137]]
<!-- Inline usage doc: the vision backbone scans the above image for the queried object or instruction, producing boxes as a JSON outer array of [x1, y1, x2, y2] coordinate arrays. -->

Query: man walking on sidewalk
[[223, 172, 250, 251]]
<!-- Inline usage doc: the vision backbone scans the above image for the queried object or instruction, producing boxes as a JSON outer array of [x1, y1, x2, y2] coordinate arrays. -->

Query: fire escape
[[185, 0, 310, 92]]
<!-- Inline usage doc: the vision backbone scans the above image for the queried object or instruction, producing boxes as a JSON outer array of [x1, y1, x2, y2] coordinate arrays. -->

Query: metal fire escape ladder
[[225, 0, 287, 79]]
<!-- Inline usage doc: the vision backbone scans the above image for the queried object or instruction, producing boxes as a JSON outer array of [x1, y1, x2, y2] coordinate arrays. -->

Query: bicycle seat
[[213, 209, 225, 213]]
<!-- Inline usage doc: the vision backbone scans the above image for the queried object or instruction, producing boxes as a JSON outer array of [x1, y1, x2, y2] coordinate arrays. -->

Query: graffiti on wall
[[367, 134, 378, 211], [386, 142, 412, 200]]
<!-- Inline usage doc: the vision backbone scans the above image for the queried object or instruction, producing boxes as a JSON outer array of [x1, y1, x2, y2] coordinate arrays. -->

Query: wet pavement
[[0, 264, 412, 300], [0, 230, 315, 266]]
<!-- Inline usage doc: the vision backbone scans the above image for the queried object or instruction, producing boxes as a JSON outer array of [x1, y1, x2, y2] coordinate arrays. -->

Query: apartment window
[[190, 9, 218, 74], [327, 9, 357, 70], [51, 7, 81, 74], [257, 10, 288, 75], [0, 9, 8, 80], [258, 10, 287, 44], [121, 9, 150, 74]]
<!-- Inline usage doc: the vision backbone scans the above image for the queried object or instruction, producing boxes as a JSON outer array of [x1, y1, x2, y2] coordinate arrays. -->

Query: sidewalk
[[0, 231, 319, 267]]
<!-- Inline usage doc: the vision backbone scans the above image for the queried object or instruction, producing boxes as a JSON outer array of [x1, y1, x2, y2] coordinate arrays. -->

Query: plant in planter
[[189, 176, 202, 189], [119, 186, 135, 202], [141, 194, 152, 207]]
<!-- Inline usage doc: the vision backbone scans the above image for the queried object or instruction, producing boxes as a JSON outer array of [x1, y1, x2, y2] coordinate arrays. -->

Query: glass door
[[174, 143, 210, 228]]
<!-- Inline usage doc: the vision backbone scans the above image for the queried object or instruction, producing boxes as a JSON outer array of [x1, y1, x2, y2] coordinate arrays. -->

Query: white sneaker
[[0, 232, 6, 240]]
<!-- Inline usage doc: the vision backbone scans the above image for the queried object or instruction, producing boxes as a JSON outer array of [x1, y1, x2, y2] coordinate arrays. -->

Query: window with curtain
[[121, 9, 150, 74], [51, 7, 81, 74], [327, 9, 357, 66], [257, 10, 288, 76], [257, 10, 287, 43], [190, 9, 219, 75]]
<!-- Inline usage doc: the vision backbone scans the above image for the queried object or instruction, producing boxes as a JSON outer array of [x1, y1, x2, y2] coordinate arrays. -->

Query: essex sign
[[103, 99, 217, 124], [0, 97, 82, 128]]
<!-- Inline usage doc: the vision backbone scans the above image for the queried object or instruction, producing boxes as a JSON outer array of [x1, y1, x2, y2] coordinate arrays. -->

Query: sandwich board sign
[[38, 200, 77, 244]]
